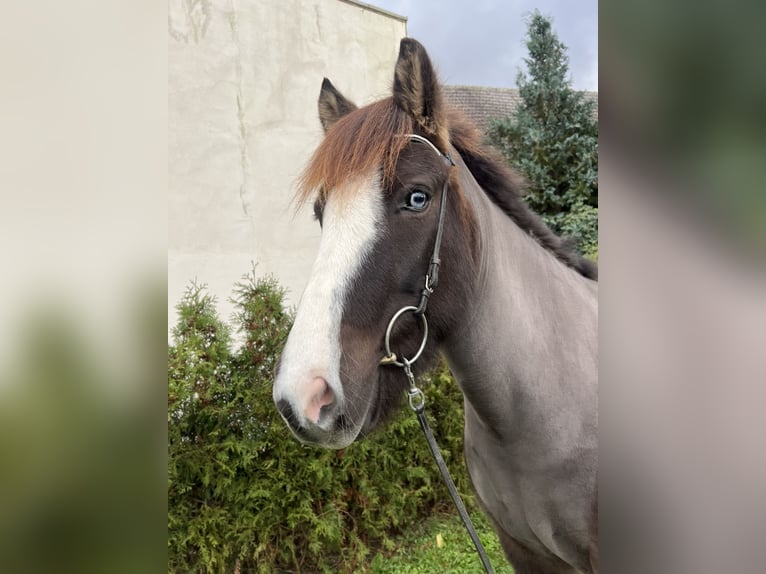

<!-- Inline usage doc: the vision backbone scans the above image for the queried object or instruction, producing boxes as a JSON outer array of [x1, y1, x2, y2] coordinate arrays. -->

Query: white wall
[[169, 0, 406, 331]]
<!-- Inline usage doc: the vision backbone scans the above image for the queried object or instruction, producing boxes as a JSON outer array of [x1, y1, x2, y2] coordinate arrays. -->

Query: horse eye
[[405, 190, 430, 211]]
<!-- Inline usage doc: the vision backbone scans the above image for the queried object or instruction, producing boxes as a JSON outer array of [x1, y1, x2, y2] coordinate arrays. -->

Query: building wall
[[169, 0, 406, 329]]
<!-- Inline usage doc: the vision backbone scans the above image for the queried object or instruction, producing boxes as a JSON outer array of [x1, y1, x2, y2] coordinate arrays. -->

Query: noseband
[[378, 135, 496, 574]]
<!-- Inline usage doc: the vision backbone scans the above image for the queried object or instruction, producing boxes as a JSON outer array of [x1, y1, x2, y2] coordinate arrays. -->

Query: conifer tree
[[488, 11, 598, 258]]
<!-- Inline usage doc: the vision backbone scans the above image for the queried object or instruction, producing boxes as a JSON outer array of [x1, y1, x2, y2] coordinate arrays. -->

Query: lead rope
[[402, 359, 495, 574], [380, 135, 495, 574]]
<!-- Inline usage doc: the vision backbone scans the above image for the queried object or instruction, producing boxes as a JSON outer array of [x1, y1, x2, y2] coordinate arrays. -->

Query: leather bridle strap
[[380, 134, 495, 574], [406, 134, 455, 316]]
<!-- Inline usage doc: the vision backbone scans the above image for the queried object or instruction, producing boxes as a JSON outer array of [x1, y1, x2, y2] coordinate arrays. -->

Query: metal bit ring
[[381, 305, 429, 368]]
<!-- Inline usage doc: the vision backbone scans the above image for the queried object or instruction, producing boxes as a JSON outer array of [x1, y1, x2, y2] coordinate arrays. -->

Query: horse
[[272, 38, 598, 574]]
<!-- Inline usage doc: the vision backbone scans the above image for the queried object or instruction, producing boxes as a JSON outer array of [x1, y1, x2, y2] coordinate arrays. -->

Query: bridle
[[379, 134, 495, 574], [378, 134, 453, 369]]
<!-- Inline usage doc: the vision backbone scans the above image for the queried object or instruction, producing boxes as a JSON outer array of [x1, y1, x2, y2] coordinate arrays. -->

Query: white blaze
[[273, 173, 383, 428]]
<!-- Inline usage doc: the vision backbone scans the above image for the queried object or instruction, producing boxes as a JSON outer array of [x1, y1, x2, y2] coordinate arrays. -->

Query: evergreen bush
[[168, 267, 471, 573], [487, 11, 598, 259]]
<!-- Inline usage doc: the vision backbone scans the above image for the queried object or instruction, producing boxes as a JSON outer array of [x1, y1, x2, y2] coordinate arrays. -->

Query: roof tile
[[442, 85, 598, 133]]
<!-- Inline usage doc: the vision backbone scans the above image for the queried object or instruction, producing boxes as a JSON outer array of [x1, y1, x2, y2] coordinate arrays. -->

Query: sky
[[369, 0, 598, 91]]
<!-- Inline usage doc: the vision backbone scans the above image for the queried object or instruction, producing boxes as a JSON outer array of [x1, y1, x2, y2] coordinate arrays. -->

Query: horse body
[[273, 38, 598, 573], [443, 156, 598, 572]]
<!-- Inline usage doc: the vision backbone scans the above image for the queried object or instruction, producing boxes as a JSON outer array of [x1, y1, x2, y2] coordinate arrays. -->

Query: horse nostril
[[304, 376, 335, 424], [276, 399, 299, 428]]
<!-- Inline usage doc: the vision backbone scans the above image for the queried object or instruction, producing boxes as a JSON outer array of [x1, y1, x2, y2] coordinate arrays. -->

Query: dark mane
[[447, 108, 598, 280]]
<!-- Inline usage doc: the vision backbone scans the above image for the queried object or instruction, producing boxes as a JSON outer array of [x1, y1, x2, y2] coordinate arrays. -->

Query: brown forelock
[[296, 98, 414, 207]]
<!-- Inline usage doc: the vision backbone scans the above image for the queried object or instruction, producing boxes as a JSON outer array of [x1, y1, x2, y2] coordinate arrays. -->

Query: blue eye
[[405, 190, 430, 211]]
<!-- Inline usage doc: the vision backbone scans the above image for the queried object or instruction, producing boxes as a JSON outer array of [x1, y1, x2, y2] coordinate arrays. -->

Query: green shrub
[[487, 11, 598, 257], [168, 267, 472, 573]]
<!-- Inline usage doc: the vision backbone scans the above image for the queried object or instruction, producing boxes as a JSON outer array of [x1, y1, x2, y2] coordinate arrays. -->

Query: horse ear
[[392, 38, 448, 149], [318, 78, 357, 132]]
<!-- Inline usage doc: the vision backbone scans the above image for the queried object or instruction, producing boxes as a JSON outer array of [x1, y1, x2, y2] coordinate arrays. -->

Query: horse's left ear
[[392, 38, 449, 150], [318, 78, 358, 133]]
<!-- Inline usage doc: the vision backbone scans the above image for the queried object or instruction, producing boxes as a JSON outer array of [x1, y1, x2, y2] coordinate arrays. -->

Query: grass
[[360, 509, 514, 574]]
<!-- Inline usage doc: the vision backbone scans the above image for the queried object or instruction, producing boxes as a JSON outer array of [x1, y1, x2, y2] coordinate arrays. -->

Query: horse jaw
[[273, 172, 384, 449]]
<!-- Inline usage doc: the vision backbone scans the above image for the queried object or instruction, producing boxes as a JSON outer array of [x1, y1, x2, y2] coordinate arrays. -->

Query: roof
[[442, 85, 598, 133], [337, 0, 407, 23]]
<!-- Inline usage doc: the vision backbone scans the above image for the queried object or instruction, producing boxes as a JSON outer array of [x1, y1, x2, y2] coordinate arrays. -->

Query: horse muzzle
[[274, 385, 360, 450]]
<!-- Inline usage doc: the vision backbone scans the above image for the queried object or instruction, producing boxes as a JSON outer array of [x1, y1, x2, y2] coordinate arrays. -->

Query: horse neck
[[440, 165, 598, 429]]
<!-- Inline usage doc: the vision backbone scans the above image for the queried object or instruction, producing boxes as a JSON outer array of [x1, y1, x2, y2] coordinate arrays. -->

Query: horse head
[[272, 39, 478, 448]]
